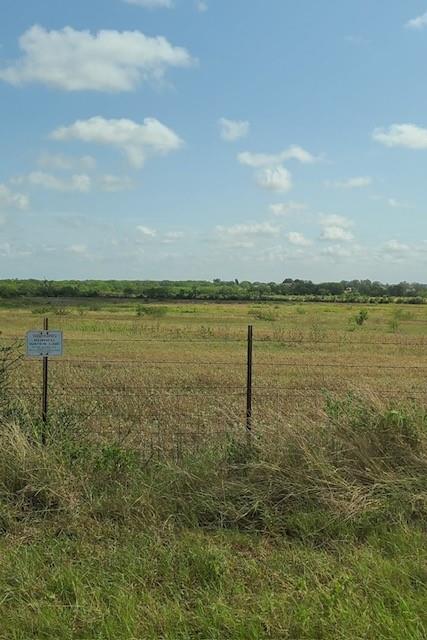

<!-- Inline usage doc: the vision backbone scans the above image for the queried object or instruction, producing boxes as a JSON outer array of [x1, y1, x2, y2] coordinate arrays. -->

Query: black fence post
[[41, 317, 49, 444], [246, 325, 253, 434]]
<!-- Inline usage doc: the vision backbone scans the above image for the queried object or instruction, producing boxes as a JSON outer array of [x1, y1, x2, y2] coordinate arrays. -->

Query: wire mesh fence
[[3, 321, 427, 454]]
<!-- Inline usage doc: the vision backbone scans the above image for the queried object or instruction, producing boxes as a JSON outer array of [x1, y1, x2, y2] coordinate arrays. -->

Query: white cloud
[[382, 240, 410, 254], [405, 12, 427, 30], [387, 198, 412, 209], [38, 152, 96, 171], [15, 170, 133, 193], [257, 166, 292, 192], [238, 145, 318, 168], [0, 25, 193, 92], [219, 118, 250, 142], [216, 222, 280, 247], [124, 0, 173, 7], [20, 171, 92, 192], [137, 225, 157, 237], [195, 1, 208, 11], [51, 116, 183, 168], [270, 202, 306, 216], [287, 232, 312, 247], [326, 176, 372, 189], [0, 184, 29, 210], [162, 231, 185, 244], [373, 124, 427, 149], [0, 242, 32, 258], [319, 214, 353, 229], [321, 226, 354, 242], [216, 222, 280, 237], [67, 244, 88, 255], [321, 245, 353, 258], [319, 214, 354, 242], [100, 175, 133, 192]]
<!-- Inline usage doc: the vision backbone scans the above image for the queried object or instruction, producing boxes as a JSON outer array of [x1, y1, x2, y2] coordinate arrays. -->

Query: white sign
[[26, 331, 63, 358]]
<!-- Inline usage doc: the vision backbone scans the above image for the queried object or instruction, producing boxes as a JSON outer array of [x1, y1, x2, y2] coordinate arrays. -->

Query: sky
[[0, 0, 426, 282]]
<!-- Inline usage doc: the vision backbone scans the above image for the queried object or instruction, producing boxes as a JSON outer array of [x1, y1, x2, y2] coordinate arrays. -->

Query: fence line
[[28, 359, 427, 371], [5, 334, 427, 346], [8, 320, 427, 451]]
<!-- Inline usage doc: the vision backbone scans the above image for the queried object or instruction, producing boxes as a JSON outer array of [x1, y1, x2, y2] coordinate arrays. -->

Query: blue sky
[[0, 0, 426, 282]]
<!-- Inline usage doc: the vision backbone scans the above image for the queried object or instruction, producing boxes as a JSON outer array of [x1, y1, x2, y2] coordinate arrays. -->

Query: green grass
[[1, 527, 426, 639], [0, 393, 426, 639]]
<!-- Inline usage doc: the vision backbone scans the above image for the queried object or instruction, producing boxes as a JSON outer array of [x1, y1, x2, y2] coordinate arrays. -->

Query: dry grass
[[1, 301, 427, 454]]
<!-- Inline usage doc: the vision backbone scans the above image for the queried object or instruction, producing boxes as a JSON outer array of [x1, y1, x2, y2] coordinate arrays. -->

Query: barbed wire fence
[[3, 320, 427, 456]]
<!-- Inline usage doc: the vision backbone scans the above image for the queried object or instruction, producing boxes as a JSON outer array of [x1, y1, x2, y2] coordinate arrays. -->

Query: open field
[[2, 300, 427, 451], [1, 301, 427, 639]]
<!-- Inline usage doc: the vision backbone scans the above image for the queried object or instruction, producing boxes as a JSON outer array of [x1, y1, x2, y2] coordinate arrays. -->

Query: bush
[[136, 305, 168, 317], [355, 310, 369, 326], [250, 306, 279, 322]]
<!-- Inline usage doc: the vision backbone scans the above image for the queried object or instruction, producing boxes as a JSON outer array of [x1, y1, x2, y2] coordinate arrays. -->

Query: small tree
[[355, 310, 368, 326]]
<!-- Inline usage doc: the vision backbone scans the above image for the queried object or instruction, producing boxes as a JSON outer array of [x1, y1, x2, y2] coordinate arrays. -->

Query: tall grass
[[1, 394, 426, 541], [0, 339, 426, 638]]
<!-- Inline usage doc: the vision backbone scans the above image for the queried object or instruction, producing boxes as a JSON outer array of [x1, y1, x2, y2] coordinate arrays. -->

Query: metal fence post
[[246, 325, 253, 434], [42, 317, 49, 443]]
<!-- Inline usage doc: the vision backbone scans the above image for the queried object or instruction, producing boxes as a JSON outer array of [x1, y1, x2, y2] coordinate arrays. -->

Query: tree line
[[0, 278, 426, 303]]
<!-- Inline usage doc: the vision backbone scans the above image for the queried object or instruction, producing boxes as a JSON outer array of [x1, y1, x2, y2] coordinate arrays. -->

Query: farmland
[[0, 300, 427, 639], [3, 300, 427, 447]]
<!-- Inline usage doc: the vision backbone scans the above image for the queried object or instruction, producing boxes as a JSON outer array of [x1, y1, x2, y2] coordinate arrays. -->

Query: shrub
[[136, 305, 168, 318], [355, 310, 369, 326], [250, 307, 279, 322]]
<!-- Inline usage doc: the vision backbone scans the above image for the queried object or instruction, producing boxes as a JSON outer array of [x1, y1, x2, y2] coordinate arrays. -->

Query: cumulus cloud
[[162, 231, 186, 244], [321, 245, 353, 258], [15, 171, 133, 193], [287, 232, 312, 247], [51, 116, 183, 168], [256, 166, 292, 192], [137, 225, 157, 237], [320, 226, 354, 242], [319, 214, 353, 229], [0, 184, 29, 210], [373, 124, 427, 149], [38, 152, 96, 171], [239, 145, 317, 194], [215, 222, 280, 248], [319, 214, 354, 242], [17, 171, 92, 192], [405, 12, 427, 30], [326, 176, 372, 189], [238, 145, 318, 168], [0, 25, 194, 92], [382, 240, 410, 254], [216, 222, 280, 238], [124, 0, 173, 7], [269, 202, 306, 216], [219, 118, 249, 142], [99, 175, 133, 192]]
